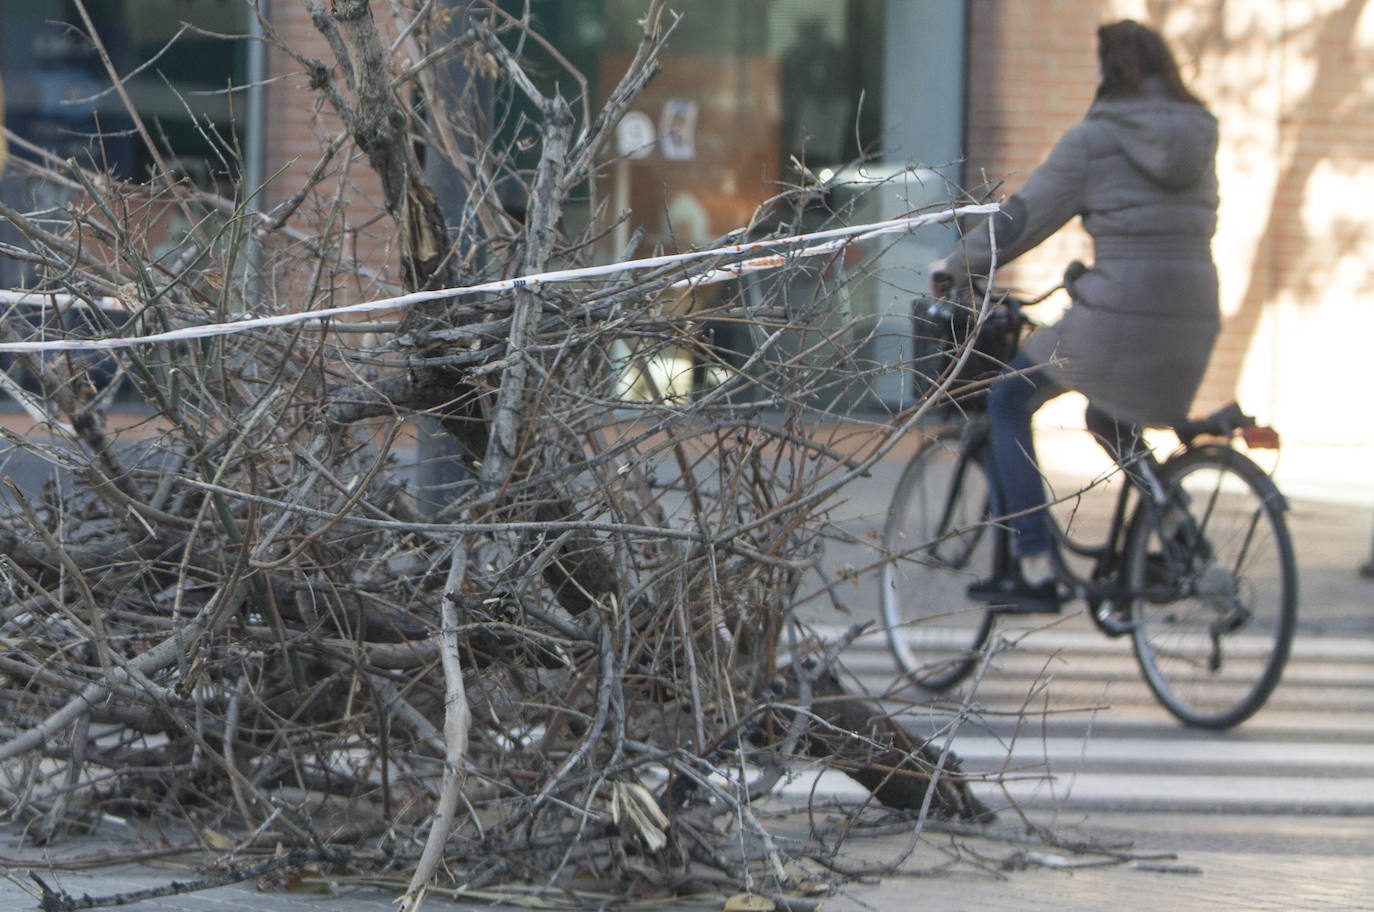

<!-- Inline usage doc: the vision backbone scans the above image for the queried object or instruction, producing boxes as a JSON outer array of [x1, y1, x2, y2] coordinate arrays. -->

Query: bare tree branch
[[0, 3, 1015, 904]]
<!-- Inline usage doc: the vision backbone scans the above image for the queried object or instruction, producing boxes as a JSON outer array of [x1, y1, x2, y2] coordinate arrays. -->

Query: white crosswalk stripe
[[786, 620, 1374, 815]]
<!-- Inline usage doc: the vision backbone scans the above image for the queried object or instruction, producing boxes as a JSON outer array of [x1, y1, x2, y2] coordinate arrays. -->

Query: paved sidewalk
[[819, 812, 1374, 912], [5, 811, 1371, 911], [3, 419, 1372, 911]]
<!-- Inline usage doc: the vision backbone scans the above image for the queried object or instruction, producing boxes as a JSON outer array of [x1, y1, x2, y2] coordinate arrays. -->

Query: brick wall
[[964, 1, 1374, 475], [964, 0, 1102, 297], [262, 3, 398, 300], [247, 2, 1374, 477]]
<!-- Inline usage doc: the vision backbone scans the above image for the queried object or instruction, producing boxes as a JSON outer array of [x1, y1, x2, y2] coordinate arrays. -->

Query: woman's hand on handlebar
[[927, 257, 954, 298]]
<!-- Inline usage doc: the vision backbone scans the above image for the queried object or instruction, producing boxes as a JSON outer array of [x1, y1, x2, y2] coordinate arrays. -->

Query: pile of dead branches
[[0, 1, 992, 905]]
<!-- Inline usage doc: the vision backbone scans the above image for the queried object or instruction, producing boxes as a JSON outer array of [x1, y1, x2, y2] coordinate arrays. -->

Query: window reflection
[[1, 0, 245, 184], [598, 0, 884, 248], [0, 1, 244, 348]]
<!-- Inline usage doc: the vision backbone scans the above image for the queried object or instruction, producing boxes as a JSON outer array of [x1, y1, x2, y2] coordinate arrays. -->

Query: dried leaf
[[612, 781, 669, 852], [201, 826, 236, 851]]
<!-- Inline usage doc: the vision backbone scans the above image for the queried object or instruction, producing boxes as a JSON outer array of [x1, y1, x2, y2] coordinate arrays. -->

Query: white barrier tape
[[668, 212, 949, 287], [0, 203, 994, 354], [0, 289, 128, 313]]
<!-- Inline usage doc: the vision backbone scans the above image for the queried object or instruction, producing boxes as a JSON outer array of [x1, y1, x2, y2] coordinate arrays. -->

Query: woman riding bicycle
[[928, 20, 1221, 613]]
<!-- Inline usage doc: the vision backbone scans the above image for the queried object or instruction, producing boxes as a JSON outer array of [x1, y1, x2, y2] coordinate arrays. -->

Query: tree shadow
[[1158, 0, 1374, 408]]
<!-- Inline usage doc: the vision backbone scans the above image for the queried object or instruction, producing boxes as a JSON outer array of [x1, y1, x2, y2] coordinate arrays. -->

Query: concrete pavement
[[4, 810, 1370, 911], [814, 812, 1374, 912], [2, 419, 1373, 910]]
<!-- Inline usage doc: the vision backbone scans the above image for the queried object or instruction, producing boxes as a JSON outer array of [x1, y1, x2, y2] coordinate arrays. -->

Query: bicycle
[[878, 289, 1298, 730]]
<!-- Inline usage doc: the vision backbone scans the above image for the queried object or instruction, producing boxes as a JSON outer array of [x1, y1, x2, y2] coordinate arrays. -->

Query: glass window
[[1, 0, 246, 184], [597, 0, 885, 248], [0, 1, 246, 371]]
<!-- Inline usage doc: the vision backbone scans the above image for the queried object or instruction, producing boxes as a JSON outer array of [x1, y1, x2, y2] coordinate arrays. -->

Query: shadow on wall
[[1165, 0, 1374, 409]]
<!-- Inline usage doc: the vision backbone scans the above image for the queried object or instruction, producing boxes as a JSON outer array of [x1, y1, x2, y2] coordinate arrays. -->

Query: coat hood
[[1087, 83, 1218, 190]]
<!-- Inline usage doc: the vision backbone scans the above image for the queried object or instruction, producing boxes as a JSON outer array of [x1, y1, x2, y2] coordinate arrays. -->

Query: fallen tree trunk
[[758, 663, 993, 823]]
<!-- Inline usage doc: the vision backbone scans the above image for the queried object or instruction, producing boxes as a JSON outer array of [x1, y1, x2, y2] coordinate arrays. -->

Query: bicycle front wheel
[[879, 427, 998, 691], [1124, 446, 1297, 729]]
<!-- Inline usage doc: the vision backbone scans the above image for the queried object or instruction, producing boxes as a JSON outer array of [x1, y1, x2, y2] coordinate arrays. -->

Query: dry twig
[[0, 0, 1010, 904]]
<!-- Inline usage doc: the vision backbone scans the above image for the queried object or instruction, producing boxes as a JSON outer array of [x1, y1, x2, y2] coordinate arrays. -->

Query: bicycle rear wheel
[[879, 426, 998, 690], [1124, 445, 1297, 729]]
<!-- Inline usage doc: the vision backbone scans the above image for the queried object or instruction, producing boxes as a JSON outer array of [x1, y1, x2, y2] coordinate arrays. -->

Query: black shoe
[[967, 573, 1061, 614]]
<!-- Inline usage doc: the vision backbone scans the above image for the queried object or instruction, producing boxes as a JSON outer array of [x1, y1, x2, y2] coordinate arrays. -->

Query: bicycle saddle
[[1174, 402, 1280, 449]]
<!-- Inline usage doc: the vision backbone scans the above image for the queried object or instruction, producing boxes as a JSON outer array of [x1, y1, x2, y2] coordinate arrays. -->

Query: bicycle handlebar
[[978, 282, 1064, 309]]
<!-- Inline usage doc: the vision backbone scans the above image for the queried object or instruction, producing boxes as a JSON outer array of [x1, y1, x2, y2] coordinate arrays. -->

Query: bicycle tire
[[879, 426, 998, 690], [1123, 445, 1297, 729]]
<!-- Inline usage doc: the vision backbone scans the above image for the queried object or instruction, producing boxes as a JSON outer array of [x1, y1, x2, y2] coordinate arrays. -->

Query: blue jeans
[[986, 354, 1150, 558], [986, 354, 1061, 557]]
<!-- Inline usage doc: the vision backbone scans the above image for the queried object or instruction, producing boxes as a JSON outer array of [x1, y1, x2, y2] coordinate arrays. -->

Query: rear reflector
[[1241, 425, 1281, 449]]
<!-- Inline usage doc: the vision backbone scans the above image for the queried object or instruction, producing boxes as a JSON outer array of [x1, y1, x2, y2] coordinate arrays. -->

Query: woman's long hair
[[1096, 20, 1204, 106]]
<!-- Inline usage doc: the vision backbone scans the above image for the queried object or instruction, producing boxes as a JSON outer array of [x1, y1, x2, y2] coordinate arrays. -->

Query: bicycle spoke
[[1126, 446, 1296, 729]]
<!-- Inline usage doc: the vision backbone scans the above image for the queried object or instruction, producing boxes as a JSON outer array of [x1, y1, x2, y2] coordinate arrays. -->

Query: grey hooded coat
[[944, 78, 1221, 427]]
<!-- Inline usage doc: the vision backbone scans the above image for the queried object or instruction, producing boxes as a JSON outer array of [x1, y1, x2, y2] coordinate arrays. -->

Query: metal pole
[[1361, 513, 1374, 579], [244, 0, 268, 304]]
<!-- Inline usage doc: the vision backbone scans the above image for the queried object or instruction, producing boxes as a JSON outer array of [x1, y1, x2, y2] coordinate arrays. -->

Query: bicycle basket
[[910, 294, 1022, 412]]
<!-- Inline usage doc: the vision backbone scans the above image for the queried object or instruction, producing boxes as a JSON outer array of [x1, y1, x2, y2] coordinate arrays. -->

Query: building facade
[[1, 1, 1371, 497], [963, 0, 1374, 499]]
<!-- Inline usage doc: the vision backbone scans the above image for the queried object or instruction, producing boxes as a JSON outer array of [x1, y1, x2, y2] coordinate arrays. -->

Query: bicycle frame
[[1044, 456, 1166, 637], [938, 289, 1287, 637], [889, 286, 1296, 724], [964, 418, 1203, 637]]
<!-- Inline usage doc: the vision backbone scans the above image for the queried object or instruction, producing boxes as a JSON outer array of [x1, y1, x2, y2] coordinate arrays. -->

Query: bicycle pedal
[[969, 574, 1061, 614]]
